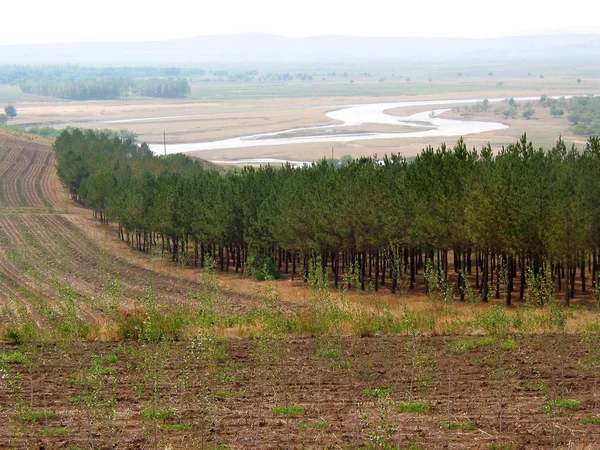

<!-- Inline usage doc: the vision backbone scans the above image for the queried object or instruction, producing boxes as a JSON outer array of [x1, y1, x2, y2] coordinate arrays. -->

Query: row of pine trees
[[54, 128, 600, 305]]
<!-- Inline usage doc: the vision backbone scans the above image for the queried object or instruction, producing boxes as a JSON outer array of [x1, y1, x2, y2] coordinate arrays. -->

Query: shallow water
[[147, 95, 552, 157]]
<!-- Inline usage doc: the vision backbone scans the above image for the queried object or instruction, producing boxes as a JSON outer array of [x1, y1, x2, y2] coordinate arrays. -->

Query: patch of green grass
[[90, 366, 116, 376], [516, 379, 546, 392], [448, 337, 495, 355], [314, 348, 341, 360], [213, 391, 242, 400], [272, 405, 304, 417], [162, 423, 192, 432], [213, 373, 239, 383], [40, 427, 69, 436], [68, 395, 92, 404], [363, 386, 393, 400], [19, 409, 56, 422], [581, 416, 600, 425], [543, 398, 580, 414], [0, 351, 28, 364], [440, 420, 477, 431], [397, 401, 430, 414], [500, 337, 518, 351], [140, 407, 174, 421], [298, 420, 329, 430]]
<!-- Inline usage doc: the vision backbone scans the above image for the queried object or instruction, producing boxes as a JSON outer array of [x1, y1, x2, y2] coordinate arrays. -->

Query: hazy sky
[[2, 0, 599, 44]]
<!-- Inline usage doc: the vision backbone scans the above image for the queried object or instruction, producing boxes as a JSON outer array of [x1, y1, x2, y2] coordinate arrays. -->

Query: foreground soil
[[1, 335, 599, 449]]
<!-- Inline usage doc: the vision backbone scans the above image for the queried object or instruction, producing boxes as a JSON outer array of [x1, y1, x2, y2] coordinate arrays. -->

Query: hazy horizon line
[[2, 28, 600, 47]]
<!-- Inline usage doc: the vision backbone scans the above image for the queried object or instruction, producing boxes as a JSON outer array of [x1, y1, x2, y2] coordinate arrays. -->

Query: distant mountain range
[[1, 33, 598, 65]]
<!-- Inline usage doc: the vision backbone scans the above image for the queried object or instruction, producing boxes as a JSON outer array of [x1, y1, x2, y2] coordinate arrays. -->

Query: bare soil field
[[1, 335, 600, 449]]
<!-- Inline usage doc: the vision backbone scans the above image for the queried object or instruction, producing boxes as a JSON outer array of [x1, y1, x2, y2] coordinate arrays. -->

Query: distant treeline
[[19, 78, 191, 100], [54, 128, 600, 306], [131, 78, 191, 98], [0, 64, 205, 84], [0, 64, 379, 88]]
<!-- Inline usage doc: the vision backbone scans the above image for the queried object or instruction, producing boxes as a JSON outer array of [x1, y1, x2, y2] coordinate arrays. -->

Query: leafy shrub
[[116, 310, 187, 341], [246, 250, 280, 281]]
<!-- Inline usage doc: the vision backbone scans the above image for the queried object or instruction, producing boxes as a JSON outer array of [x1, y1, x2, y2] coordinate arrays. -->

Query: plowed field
[[1, 336, 600, 449]]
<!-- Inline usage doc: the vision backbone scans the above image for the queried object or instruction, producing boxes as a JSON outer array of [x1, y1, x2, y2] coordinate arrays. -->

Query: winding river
[[146, 95, 551, 161]]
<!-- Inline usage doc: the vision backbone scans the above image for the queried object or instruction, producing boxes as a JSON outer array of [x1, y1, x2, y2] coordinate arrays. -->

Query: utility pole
[[331, 146, 334, 160], [163, 131, 166, 156]]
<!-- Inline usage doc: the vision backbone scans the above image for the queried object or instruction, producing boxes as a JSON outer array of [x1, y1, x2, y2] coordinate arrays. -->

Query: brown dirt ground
[[1, 335, 600, 449]]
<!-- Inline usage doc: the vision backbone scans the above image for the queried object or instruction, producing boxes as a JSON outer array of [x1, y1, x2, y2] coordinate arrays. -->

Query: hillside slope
[[0, 130, 260, 338]]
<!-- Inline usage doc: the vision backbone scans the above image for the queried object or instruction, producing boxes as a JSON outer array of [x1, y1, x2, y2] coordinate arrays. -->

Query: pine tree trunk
[[374, 249, 379, 292], [506, 253, 513, 307], [581, 252, 586, 293], [482, 250, 489, 302]]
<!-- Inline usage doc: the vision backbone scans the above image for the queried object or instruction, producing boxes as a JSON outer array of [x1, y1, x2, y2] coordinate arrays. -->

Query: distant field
[[189, 80, 494, 99], [1, 63, 599, 163]]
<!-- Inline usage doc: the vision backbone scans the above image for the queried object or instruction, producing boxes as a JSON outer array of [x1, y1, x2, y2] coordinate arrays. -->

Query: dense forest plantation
[[54, 129, 600, 305]]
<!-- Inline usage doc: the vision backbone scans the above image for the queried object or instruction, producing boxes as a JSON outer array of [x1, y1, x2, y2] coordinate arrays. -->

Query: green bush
[[116, 310, 186, 341], [246, 250, 280, 281]]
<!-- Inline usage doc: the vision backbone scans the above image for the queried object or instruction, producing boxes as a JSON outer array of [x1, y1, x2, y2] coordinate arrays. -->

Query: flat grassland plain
[[2, 66, 600, 449]]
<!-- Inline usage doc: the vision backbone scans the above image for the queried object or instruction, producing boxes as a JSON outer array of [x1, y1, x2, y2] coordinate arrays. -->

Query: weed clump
[[543, 398, 580, 413], [0, 351, 28, 364], [440, 420, 477, 431], [397, 401, 430, 414], [272, 405, 304, 417], [141, 407, 174, 421]]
